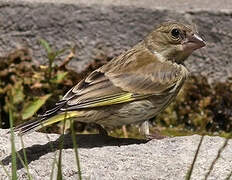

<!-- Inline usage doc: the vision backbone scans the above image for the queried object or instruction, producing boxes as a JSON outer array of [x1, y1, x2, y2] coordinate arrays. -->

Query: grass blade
[[205, 138, 230, 179], [0, 160, 10, 178], [71, 120, 82, 180], [37, 121, 59, 180], [57, 140, 63, 180], [19, 135, 32, 180], [9, 106, 17, 180], [185, 135, 204, 180], [50, 151, 58, 180], [56, 115, 67, 180]]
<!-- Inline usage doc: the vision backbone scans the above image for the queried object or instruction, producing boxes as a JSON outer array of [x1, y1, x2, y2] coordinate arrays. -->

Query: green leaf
[[22, 94, 51, 120], [50, 71, 68, 84], [39, 39, 52, 54], [47, 48, 67, 65], [54, 48, 67, 57]]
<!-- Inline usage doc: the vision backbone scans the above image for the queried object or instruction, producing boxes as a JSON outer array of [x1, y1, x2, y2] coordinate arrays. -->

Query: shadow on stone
[[2, 134, 148, 170]]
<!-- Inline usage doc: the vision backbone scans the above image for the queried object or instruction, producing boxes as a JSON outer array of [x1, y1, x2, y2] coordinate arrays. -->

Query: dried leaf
[[12, 81, 24, 104]]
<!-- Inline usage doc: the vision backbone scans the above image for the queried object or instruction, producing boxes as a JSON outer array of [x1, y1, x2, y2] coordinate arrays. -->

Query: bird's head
[[145, 21, 206, 63]]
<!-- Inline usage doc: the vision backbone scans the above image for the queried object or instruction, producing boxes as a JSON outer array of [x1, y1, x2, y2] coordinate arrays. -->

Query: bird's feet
[[140, 121, 167, 140], [145, 130, 167, 140]]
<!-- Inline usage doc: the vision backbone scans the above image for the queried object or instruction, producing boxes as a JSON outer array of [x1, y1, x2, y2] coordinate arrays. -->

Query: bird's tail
[[13, 111, 81, 135]]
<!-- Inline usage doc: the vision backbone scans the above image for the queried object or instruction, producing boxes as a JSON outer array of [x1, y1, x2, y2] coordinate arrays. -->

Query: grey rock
[[0, 129, 232, 179], [0, 0, 232, 82]]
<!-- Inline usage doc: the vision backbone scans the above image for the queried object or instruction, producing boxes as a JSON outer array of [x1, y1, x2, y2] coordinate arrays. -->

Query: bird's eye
[[171, 28, 180, 39]]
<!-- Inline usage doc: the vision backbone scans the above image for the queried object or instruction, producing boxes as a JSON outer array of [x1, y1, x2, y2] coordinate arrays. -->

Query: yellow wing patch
[[41, 111, 81, 128], [88, 93, 135, 107]]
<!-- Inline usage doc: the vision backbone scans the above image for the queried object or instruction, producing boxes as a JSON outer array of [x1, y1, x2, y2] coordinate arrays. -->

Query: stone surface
[[0, 129, 232, 179], [0, 0, 232, 83]]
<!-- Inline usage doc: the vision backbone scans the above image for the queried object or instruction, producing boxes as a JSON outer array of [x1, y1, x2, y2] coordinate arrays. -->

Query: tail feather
[[38, 100, 66, 118], [13, 111, 82, 135], [13, 118, 45, 135]]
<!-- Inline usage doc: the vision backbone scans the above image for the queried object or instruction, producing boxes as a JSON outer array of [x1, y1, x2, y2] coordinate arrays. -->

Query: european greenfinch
[[14, 21, 206, 138]]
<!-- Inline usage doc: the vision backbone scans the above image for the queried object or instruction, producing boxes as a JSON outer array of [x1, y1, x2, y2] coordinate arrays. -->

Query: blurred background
[[0, 0, 231, 138]]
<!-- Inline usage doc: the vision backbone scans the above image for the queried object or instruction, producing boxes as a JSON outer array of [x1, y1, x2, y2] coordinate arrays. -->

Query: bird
[[13, 21, 206, 138]]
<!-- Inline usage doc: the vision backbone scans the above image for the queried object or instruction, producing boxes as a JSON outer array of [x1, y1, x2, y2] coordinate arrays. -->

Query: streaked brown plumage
[[14, 21, 206, 137]]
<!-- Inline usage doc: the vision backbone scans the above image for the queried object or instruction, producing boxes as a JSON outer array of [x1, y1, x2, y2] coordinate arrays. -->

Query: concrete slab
[[1, 129, 232, 179]]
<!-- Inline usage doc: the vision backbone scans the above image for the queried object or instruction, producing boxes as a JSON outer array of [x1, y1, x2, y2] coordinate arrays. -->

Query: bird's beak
[[183, 33, 206, 51]]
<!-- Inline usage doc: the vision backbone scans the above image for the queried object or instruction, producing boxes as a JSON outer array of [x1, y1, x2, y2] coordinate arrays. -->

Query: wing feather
[[44, 44, 188, 114]]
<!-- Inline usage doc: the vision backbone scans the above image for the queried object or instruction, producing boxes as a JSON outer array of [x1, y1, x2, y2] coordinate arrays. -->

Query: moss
[[156, 75, 232, 134]]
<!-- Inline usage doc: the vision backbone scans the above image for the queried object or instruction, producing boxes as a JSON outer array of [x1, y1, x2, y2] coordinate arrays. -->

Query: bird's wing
[[41, 46, 186, 116]]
